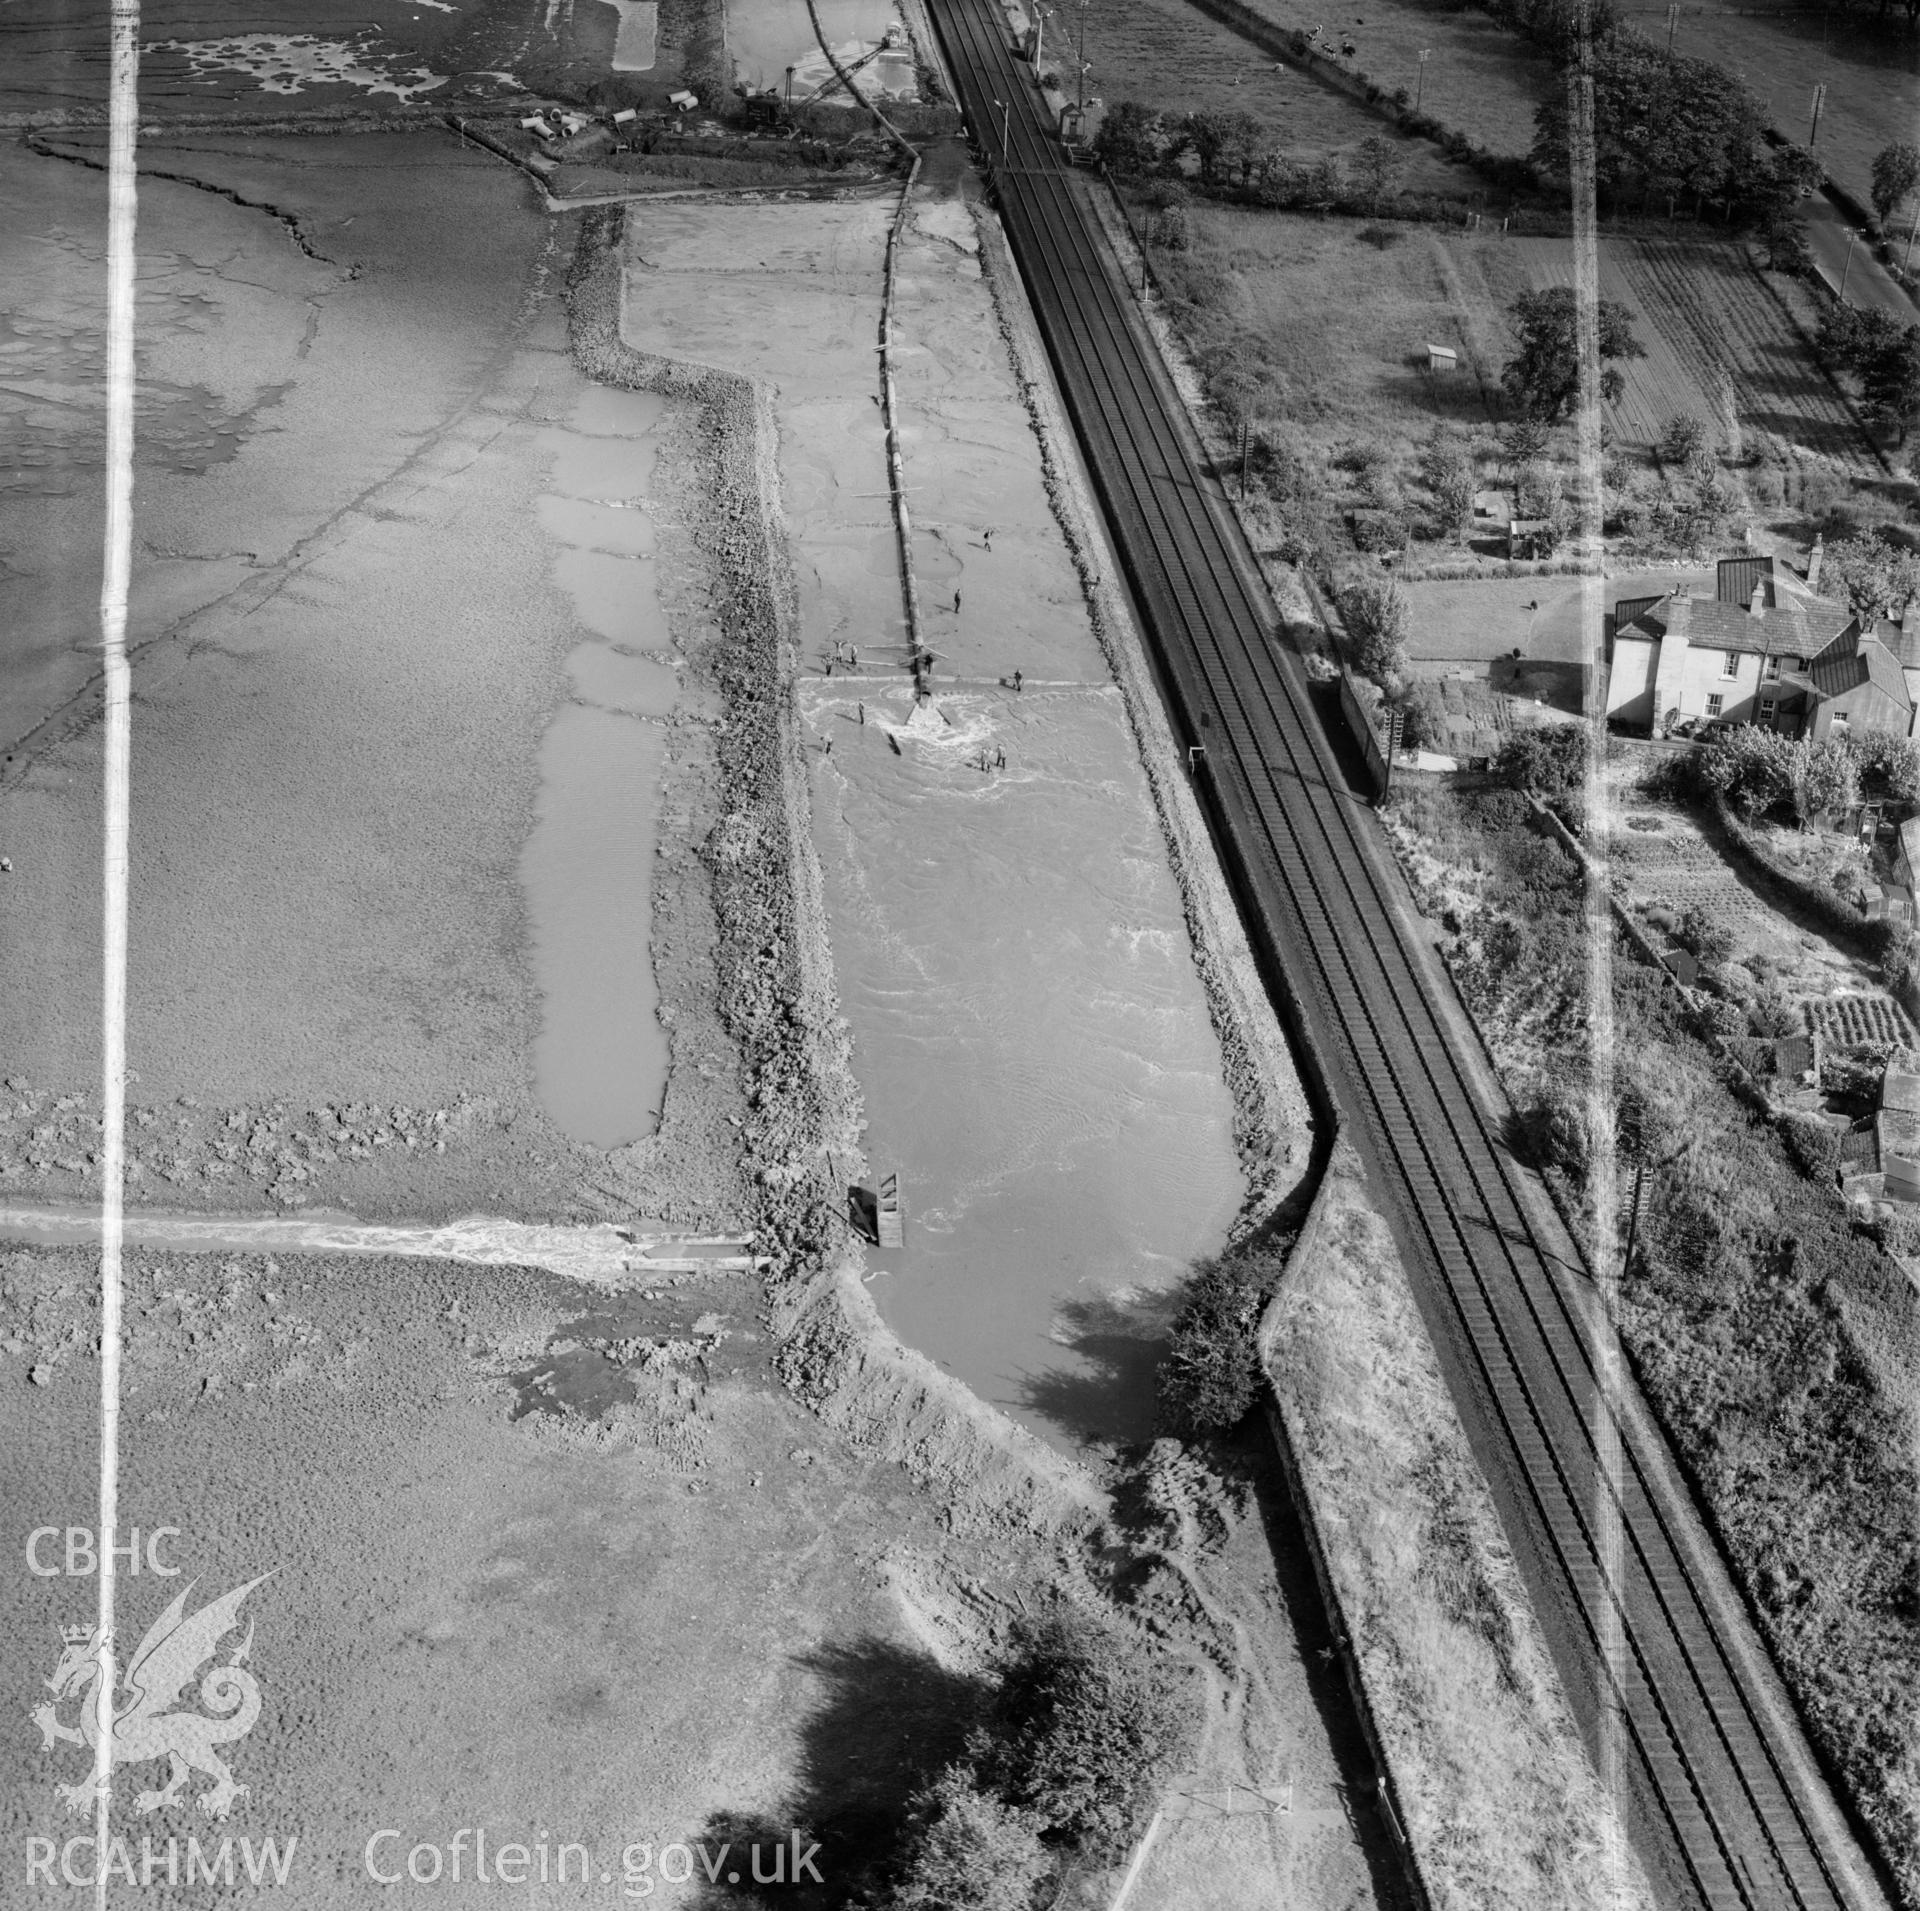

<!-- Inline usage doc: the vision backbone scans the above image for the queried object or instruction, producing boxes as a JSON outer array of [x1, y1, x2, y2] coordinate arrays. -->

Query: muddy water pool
[[726, 0, 919, 95], [601, 0, 660, 69], [812, 682, 1246, 1451], [521, 386, 677, 1149]]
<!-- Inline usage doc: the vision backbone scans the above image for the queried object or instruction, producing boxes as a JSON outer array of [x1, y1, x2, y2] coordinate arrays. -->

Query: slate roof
[[1899, 817, 1920, 878], [1872, 616, 1920, 670], [1612, 591, 1853, 660], [1716, 555, 1774, 607], [1808, 628, 1911, 709], [1882, 1047, 1920, 1116], [1727, 1034, 1818, 1079]]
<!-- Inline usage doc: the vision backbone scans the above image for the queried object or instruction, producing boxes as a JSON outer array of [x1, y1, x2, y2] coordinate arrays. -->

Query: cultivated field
[[1077, 0, 1486, 194], [1609, 793, 1900, 1013], [1511, 231, 1877, 470]]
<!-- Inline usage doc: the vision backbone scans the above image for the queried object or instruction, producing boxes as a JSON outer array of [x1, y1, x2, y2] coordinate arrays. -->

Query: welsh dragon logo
[[31, 1576, 271, 1819]]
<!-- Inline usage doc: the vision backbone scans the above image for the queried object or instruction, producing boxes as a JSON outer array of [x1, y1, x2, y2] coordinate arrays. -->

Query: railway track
[[921, 6, 1897, 1908]]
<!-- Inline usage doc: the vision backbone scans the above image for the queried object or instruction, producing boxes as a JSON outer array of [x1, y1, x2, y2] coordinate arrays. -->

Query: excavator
[[741, 25, 906, 126]]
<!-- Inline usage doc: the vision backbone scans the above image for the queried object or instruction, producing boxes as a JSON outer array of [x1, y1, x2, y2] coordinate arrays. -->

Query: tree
[[1786, 734, 1859, 825], [1844, 730, 1920, 806], [1418, 426, 1475, 531], [1493, 724, 1587, 797], [1180, 109, 1236, 185], [974, 1615, 1192, 1855], [1859, 324, 1920, 443], [1818, 303, 1906, 379], [1670, 471, 1735, 552], [1698, 722, 1794, 816], [1531, 37, 1767, 207], [1354, 134, 1404, 208], [1658, 413, 1707, 466], [1499, 415, 1550, 469], [893, 1769, 1052, 1911], [1092, 100, 1160, 174], [1158, 1243, 1289, 1431], [1822, 532, 1920, 618], [1751, 142, 1823, 271], [1220, 110, 1266, 186], [1870, 141, 1920, 227], [1501, 286, 1646, 422], [1676, 899, 1736, 965], [1339, 577, 1408, 691]]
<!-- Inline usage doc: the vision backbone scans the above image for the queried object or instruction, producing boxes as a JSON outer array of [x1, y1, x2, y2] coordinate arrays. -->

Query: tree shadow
[[1013, 1285, 1180, 1447], [681, 1635, 992, 1907]]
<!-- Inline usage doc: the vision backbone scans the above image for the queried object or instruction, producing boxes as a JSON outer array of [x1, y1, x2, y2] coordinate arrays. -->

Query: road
[[922, 3, 1899, 1907], [1806, 191, 1918, 321]]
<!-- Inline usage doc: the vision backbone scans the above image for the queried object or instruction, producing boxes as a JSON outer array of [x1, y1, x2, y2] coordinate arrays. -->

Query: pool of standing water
[[520, 385, 678, 1150]]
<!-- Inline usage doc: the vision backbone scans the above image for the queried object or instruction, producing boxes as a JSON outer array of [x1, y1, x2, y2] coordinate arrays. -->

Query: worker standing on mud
[[983, 527, 994, 552], [953, 587, 962, 615], [1012, 668, 1023, 692], [858, 702, 866, 726]]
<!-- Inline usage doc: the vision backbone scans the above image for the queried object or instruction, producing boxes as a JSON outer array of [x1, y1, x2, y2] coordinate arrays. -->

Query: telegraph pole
[[1415, 47, 1430, 110], [1808, 82, 1826, 149], [1665, 1, 1678, 53]]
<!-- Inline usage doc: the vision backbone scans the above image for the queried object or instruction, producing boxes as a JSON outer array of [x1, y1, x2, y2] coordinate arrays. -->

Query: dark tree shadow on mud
[[1014, 1286, 1178, 1446], [682, 1636, 991, 1907]]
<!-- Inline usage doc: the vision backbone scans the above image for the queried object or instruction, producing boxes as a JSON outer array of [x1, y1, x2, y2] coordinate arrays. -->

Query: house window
[[1764, 655, 1781, 680], [1832, 709, 1849, 728], [1790, 657, 1804, 671], [1721, 652, 1740, 678], [1759, 695, 1776, 722], [1706, 693, 1725, 718]]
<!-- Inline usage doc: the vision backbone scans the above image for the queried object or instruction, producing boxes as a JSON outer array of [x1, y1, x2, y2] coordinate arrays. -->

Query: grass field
[[1228, 0, 1559, 157], [1164, 206, 1872, 467], [1141, 203, 1882, 576], [1646, 2, 1920, 224], [1078, 0, 1488, 194]]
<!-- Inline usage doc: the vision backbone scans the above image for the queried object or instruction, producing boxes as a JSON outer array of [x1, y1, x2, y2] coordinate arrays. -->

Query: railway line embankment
[[924, 0, 1900, 1903]]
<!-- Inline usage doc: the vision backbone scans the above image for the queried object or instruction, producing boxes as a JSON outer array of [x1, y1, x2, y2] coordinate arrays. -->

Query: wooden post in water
[[876, 1172, 904, 1247]]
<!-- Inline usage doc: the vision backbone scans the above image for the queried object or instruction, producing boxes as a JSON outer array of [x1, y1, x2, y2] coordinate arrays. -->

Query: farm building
[[1895, 815, 1920, 892], [1879, 1047, 1920, 1203], [1599, 548, 1905, 738], [1725, 1031, 1824, 1105]]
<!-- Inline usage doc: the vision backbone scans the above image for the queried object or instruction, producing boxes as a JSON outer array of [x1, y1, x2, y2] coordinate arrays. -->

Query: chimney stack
[[1750, 581, 1767, 617], [1807, 534, 1825, 595]]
